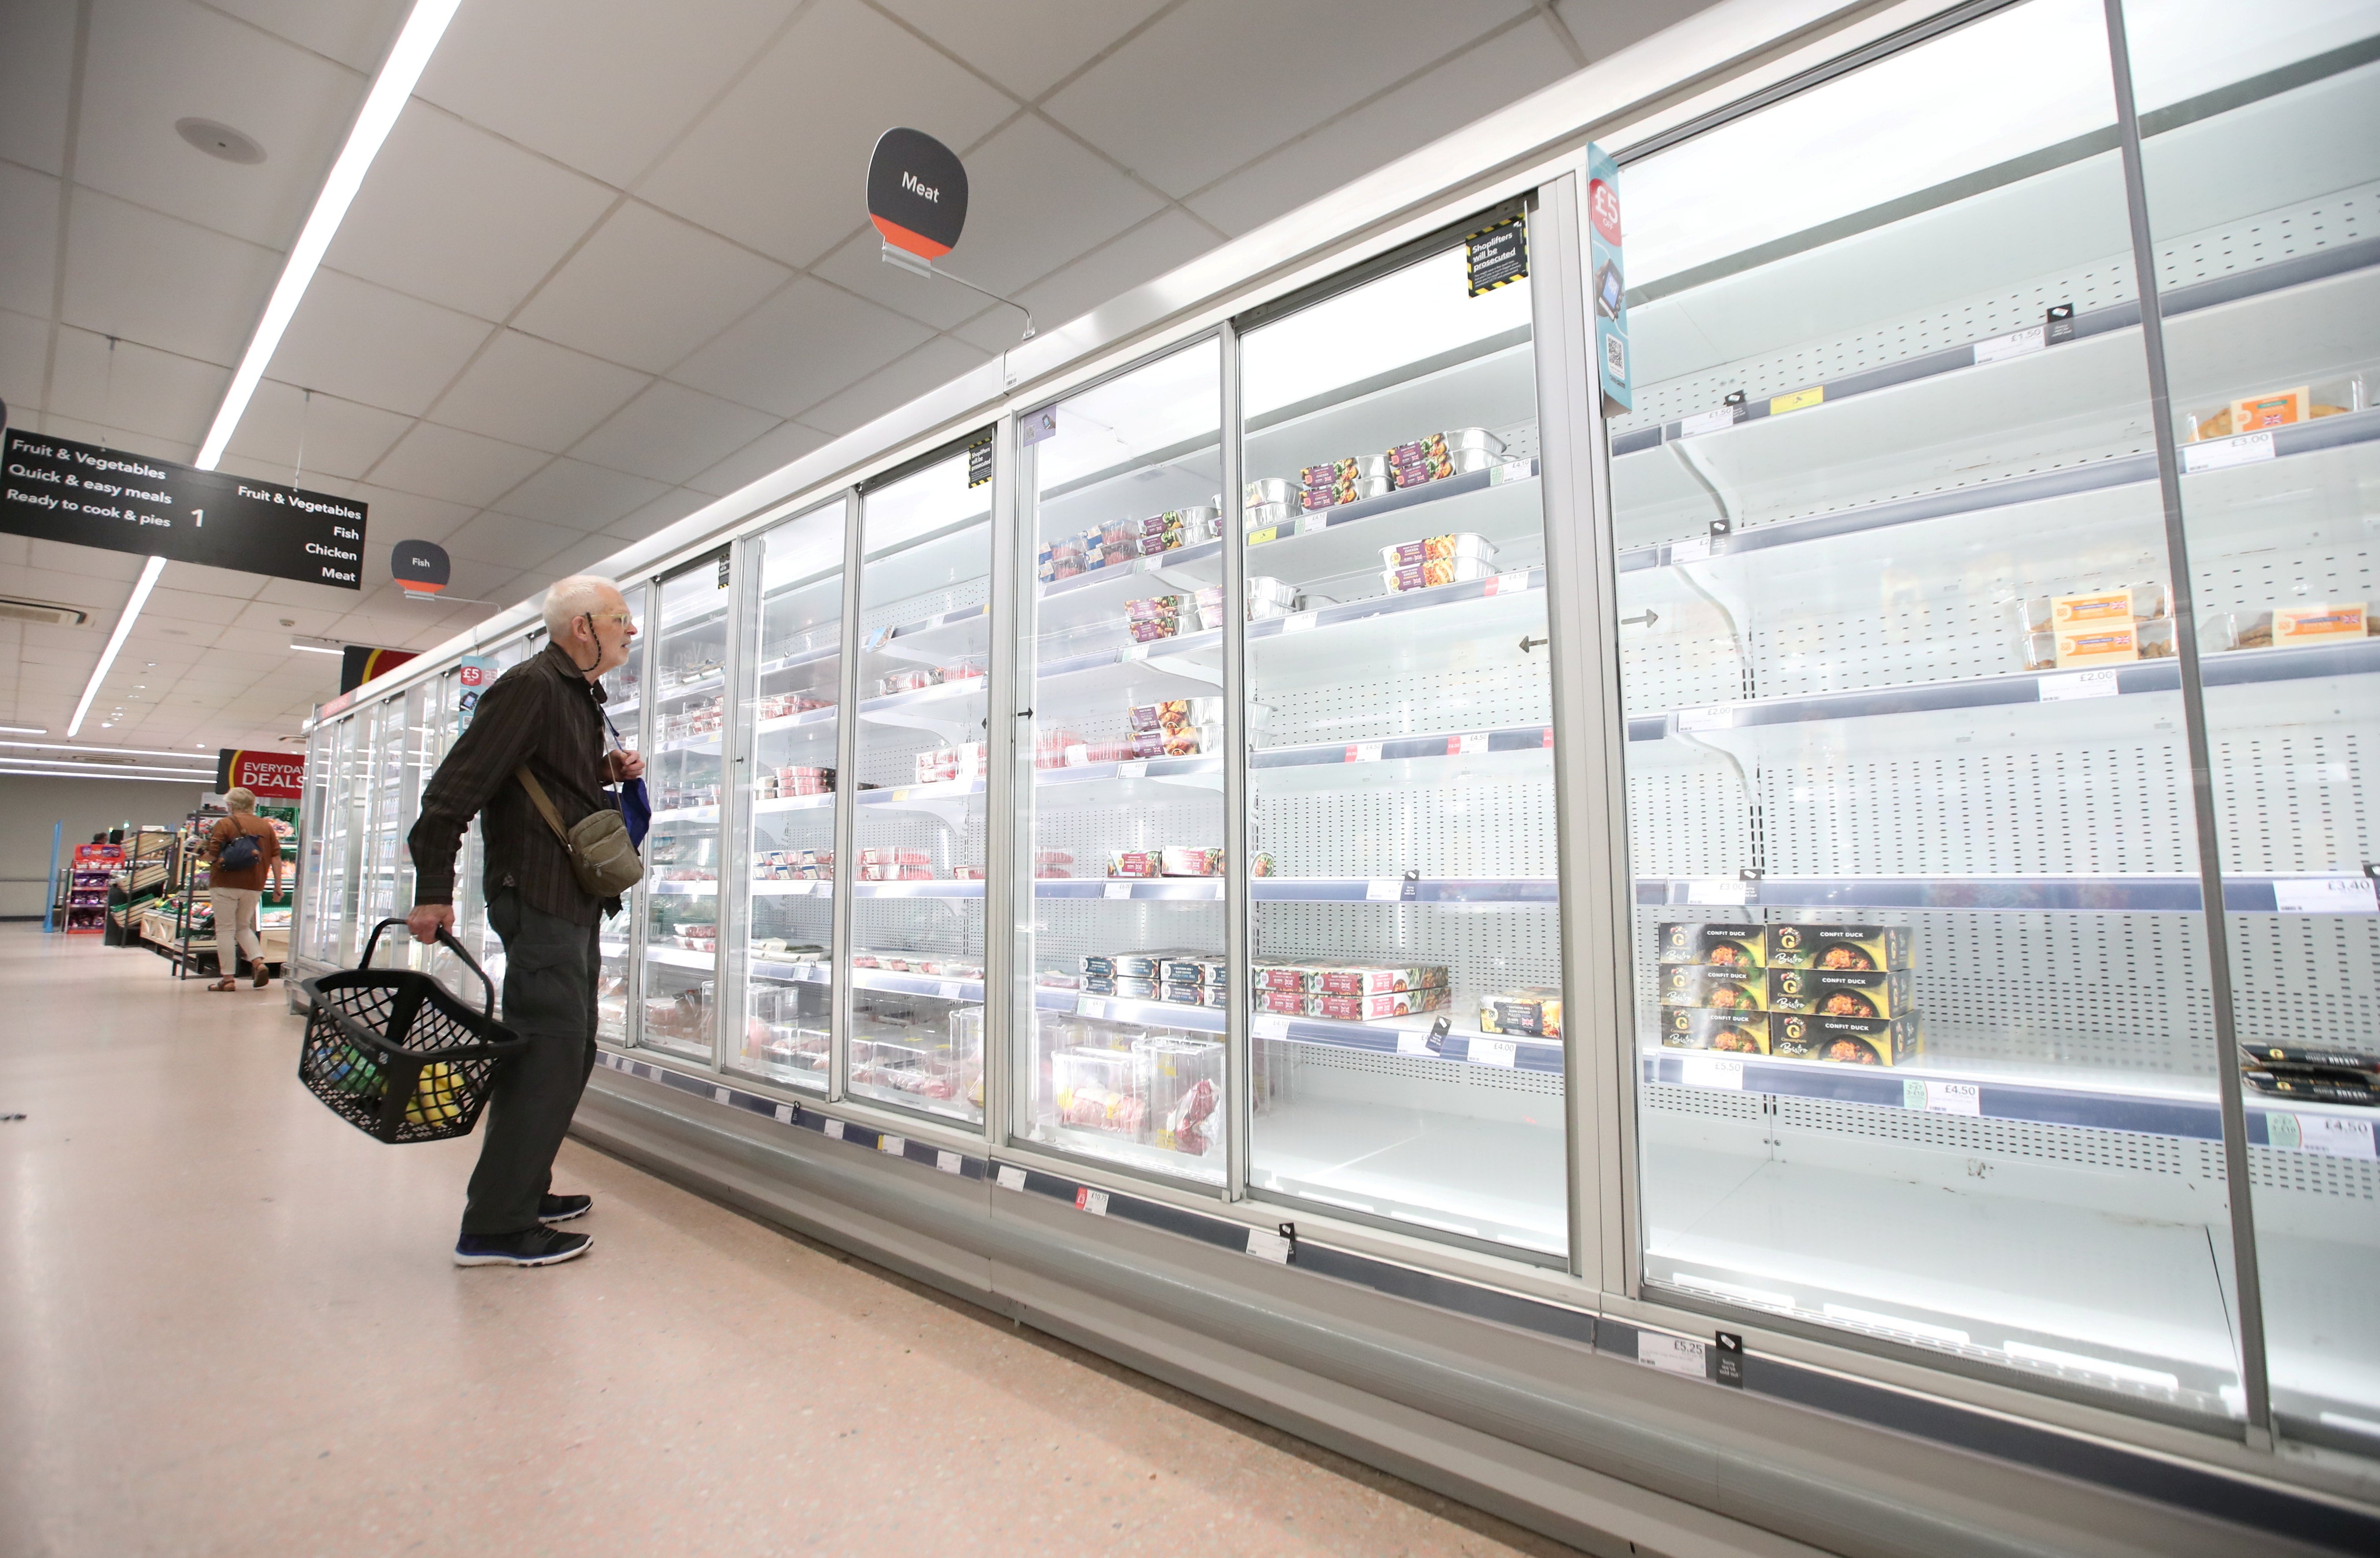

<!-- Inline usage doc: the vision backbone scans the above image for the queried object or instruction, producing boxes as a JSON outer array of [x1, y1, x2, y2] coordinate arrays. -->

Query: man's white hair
[[542, 575, 623, 639]]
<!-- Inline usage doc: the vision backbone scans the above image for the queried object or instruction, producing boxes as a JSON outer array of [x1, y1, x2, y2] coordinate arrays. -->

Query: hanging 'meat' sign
[[867, 127, 968, 260]]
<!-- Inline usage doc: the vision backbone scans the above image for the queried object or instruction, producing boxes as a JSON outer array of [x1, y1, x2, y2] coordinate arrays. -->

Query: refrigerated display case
[[595, 584, 648, 1045], [291, 2, 2380, 1543], [847, 442, 993, 1124], [641, 557, 733, 1061]]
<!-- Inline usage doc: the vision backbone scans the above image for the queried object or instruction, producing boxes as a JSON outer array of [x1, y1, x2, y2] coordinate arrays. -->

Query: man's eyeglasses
[[581, 611, 637, 629]]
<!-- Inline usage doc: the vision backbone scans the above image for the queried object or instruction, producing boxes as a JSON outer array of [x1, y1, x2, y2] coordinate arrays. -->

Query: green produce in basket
[[324, 1041, 384, 1095]]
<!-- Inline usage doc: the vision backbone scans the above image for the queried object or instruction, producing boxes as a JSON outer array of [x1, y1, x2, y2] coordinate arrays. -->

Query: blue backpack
[[219, 827, 262, 873]]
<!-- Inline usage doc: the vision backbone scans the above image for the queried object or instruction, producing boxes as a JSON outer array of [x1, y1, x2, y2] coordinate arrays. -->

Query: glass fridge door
[[452, 634, 537, 989], [850, 442, 993, 1125], [732, 502, 845, 1089], [595, 581, 648, 1046], [1606, 0, 2242, 1421], [2128, 1, 2380, 1454], [1237, 223, 1568, 1257], [642, 557, 733, 1061], [1017, 338, 1229, 1184], [358, 695, 407, 963]]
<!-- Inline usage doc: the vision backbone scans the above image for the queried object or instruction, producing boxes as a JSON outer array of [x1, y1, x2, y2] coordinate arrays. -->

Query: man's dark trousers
[[462, 888, 601, 1236]]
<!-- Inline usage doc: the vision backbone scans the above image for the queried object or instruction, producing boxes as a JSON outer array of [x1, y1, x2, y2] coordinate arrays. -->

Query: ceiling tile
[[205, 0, 414, 74], [637, 0, 1015, 270], [28, 540, 149, 583], [141, 588, 250, 628], [606, 485, 729, 540], [60, 191, 281, 365], [1042, 0, 1531, 199], [222, 380, 413, 484], [534, 533, 630, 578], [269, 268, 492, 415], [326, 103, 621, 322], [0, 309, 48, 415], [806, 228, 986, 332], [0, 0, 77, 174], [162, 559, 274, 600], [795, 334, 991, 437], [41, 326, 233, 451], [683, 421, 834, 499], [341, 482, 477, 548], [427, 329, 651, 454], [671, 274, 929, 418], [949, 206, 1220, 352], [493, 457, 668, 532], [366, 422, 551, 508], [1555, 0, 1718, 62], [76, 0, 366, 250], [876, 0, 1173, 101], [511, 201, 791, 374], [1185, 17, 1574, 236], [569, 380, 778, 486], [928, 113, 1165, 294], [418, 0, 805, 187], [0, 162, 59, 319]]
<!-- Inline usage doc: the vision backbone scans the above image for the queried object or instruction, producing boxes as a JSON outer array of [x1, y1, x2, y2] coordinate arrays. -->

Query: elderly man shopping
[[406, 575, 642, 1267]]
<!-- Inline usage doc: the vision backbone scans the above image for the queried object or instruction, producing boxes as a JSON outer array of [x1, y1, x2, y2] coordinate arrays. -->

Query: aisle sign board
[[1, 429, 365, 589], [1586, 142, 1631, 413], [867, 127, 969, 259], [217, 749, 306, 799]]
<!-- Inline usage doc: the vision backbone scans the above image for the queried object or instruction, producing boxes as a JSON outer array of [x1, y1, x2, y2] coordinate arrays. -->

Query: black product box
[[1656, 921, 1766, 967], [2244, 1070, 2380, 1106], [1657, 964, 1767, 1012], [1767, 967, 1914, 1018], [1768, 1012, 1922, 1066], [1661, 1008, 1769, 1054], [1766, 924, 1913, 971], [2239, 1042, 2380, 1075]]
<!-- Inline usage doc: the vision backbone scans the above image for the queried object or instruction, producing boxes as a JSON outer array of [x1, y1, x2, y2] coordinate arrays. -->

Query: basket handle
[[357, 917, 499, 1022]]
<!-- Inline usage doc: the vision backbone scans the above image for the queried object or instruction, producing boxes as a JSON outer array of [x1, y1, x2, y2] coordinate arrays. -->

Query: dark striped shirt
[[410, 641, 616, 925]]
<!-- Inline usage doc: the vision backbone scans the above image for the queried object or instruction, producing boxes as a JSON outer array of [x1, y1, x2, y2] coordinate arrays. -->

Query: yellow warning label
[[1770, 386, 1825, 415]]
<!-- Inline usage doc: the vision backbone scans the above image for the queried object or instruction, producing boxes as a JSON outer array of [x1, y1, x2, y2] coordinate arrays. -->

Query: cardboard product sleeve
[[1661, 1007, 1769, 1053], [1479, 988, 1562, 1040], [1657, 921, 1766, 966], [1767, 924, 1913, 971], [1768, 967, 1915, 1018], [1769, 1011, 1922, 1066], [1658, 964, 1767, 1013]]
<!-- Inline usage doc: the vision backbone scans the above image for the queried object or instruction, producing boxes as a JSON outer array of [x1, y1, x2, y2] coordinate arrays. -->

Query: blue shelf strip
[[1632, 872, 2376, 914], [589, 1046, 2377, 1553], [1632, 638, 2380, 741]]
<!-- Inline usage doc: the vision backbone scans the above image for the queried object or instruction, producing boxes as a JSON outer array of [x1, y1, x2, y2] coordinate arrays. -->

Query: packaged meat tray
[[1379, 533, 1496, 570], [1382, 556, 1493, 592], [1657, 921, 1766, 967], [1160, 955, 1227, 986], [1081, 951, 1166, 981], [860, 847, 930, 867], [1128, 698, 1222, 733], [1662, 1008, 1769, 1053], [1309, 987, 1451, 1022], [1480, 988, 1562, 1040], [1162, 980, 1206, 1005], [880, 668, 940, 695], [1159, 845, 1223, 877], [1659, 964, 1768, 1012], [1312, 964, 1450, 995], [1768, 967, 1915, 1018], [1768, 1012, 1923, 1066], [1765, 924, 1912, 971]]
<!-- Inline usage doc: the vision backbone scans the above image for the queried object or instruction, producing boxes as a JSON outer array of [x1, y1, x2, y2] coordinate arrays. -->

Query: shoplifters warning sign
[[1, 429, 366, 589]]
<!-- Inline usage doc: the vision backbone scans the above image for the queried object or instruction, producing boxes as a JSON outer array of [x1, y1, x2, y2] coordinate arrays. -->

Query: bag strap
[[514, 766, 575, 855]]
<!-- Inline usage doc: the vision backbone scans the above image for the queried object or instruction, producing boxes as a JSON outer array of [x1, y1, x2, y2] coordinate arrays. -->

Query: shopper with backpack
[[204, 787, 282, 991]]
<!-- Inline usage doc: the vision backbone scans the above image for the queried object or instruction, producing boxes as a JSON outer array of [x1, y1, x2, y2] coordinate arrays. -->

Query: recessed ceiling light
[[175, 117, 266, 164]]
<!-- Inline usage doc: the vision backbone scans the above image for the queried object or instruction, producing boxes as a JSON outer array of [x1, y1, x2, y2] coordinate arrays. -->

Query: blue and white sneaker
[[453, 1227, 592, 1266]]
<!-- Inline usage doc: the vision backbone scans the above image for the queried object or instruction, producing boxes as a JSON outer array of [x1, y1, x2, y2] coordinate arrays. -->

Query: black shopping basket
[[297, 918, 524, 1144]]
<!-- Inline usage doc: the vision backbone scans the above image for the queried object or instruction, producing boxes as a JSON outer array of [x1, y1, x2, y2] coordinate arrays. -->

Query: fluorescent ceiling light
[[290, 640, 344, 655], [67, 555, 165, 738], [0, 724, 48, 734], [194, 0, 464, 470], [0, 740, 219, 759], [0, 766, 213, 785], [0, 761, 215, 777], [62, 1, 459, 750]]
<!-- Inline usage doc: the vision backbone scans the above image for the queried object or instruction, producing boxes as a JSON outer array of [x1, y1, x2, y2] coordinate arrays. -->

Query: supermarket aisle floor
[[0, 928, 1578, 1558]]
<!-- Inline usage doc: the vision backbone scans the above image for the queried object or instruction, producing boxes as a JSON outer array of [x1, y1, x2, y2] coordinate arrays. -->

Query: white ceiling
[[0, 0, 1717, 756]]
